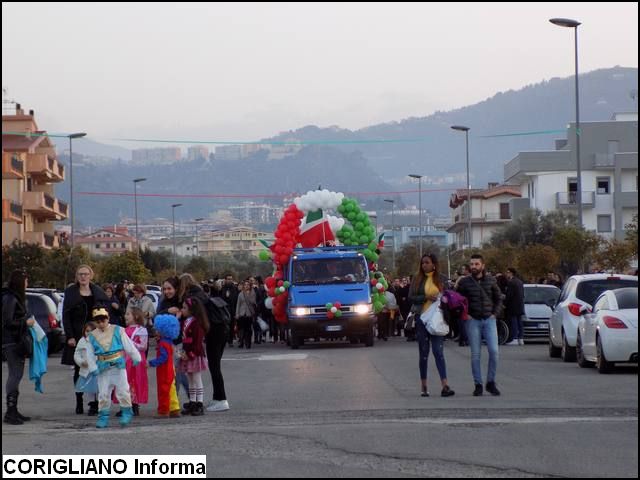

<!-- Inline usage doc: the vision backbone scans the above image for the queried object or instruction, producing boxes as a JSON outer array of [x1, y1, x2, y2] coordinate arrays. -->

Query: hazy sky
[[2, 2, 638, 144]]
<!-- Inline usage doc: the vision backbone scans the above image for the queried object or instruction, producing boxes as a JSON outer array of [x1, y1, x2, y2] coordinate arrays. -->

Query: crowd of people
[[3, 255, 573, 426]]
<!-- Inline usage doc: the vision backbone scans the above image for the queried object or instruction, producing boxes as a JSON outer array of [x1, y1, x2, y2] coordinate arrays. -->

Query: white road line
[[223, 354, 308, 361], [392, 416, 637, 425]]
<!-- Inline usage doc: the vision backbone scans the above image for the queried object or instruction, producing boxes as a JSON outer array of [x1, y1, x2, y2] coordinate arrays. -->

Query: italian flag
[[298, 209, 335, 248]]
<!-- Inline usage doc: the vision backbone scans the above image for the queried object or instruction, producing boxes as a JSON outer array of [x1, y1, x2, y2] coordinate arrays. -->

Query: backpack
[[205, 297, 232, 335]]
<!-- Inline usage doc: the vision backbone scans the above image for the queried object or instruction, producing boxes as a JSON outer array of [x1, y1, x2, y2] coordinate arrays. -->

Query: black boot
[[191, 402, 204, 416], [75, 393, 84, 414], [132, 404, 140, 416], [4, 394, 23, 425], [14, 393, 31, 421], [181, 401, 194, 415], [88, 401, 99, 416]]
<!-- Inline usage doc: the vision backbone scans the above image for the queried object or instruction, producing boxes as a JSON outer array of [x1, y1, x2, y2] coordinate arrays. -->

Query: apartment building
[[74, 226, 136, 256], [447, 182, 521, 249], [2, 105, 68, 248], [504, 114, 638, 240]]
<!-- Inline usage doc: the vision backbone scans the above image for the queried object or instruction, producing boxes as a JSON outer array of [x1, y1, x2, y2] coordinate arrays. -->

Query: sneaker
[[420, 390, 430, 397], [518, 339, 525, 346], [441, 386, 455, 397], [473, 384, 483, 396], [206, 400, 230, 412], [505, 340, 519, 346], [486, 382, 501, 396]]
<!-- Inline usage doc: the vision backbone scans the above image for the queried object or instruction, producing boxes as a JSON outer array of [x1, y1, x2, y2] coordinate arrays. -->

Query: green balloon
[[371, 252, 379, 263], [337, 205, 345, 214], [355, 222, 364, 231], [345, 203, 355, 212], [359, 235, 369, 244], [326, 303, 333, 309], [347, 212, 357, 221], [283, 281, 291, 288], [259, 250, 271, 261], [373, 301, 383, 313], [363, 249, 372, 259], [368, 242, 377, 251], [335, 310, 342, 318]]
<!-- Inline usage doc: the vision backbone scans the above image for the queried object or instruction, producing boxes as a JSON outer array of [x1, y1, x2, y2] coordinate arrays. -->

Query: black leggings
[[206, 325, 227, 401]]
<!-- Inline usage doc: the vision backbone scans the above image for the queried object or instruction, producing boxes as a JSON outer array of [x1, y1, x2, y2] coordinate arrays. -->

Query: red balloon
[[268, 288, 276, 297], [334, 302, 341, 309], [279, 255, 289, 264], [277, 280, 284, 287], [274, 271, 283, 280], [327, 312, 334, 319]]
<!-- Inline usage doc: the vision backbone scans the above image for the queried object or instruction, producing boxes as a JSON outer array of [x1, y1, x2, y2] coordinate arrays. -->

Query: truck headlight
[[354, 304, 372, 315], [293, 307, 310, 316]]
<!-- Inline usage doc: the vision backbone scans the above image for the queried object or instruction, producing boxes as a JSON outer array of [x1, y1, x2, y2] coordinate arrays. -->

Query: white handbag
[[420, 298, 449, 336], [257, 316, 269, 332]]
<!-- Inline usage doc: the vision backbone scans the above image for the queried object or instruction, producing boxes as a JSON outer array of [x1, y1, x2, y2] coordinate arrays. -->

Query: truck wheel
[[364, 327, 374, 347]]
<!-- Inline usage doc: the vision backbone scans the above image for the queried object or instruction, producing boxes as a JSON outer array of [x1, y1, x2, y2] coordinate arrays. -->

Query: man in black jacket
[[457, 254, 503, 397], [220, 275, 238, 347], [504, 267, 525, 346]]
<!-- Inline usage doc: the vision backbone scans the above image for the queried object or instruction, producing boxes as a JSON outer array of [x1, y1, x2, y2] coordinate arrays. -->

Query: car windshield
[[524, 287, 560, 305], [614, 288, 638, 310], [293, 258, 367, 285], [576, 279, 638, 306]]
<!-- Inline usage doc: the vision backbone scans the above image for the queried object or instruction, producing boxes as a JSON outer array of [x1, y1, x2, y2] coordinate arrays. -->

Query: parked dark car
[[25, 292, 65, 355]]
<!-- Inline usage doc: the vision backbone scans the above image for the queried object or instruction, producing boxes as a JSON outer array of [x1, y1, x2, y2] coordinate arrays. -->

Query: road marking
[[393, 416, 637, 425], [224, 354, 308, 361]]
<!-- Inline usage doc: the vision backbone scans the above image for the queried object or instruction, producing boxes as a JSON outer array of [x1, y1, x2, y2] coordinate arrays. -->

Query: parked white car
[[549, 274, 637, 362], [522, 284, 561, 341], [576, 288, 638, 373]]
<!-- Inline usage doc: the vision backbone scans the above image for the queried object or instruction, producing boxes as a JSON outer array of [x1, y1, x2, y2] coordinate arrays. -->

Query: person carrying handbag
[[408, 254, 455, 398]]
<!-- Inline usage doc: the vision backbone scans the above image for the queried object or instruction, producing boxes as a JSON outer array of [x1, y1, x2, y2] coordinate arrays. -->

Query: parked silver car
[[522, 284, 561, 341]]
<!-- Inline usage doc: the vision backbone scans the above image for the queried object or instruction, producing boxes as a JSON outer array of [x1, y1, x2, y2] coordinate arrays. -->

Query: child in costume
[[178, 297, 209, 416], [73, 321, 99, 414], [87, 308, 141, 428], [123, 307, 148, 416], [148, 314, 181, 417]]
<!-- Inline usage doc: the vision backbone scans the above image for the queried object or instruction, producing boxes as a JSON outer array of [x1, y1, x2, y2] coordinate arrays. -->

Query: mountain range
[[54, 66, 638, 227]]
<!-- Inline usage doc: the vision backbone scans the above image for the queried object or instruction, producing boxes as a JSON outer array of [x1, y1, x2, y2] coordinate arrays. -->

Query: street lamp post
[[409, 174, 424, 258], [451, 125, 471, 249], [133, 178, 147, 252], [550, 17, 583, 228], [194, 217, 204, 257], [384, 199, 396, 270], [171, 203, 182, 274], [67, 132, 87, 248]]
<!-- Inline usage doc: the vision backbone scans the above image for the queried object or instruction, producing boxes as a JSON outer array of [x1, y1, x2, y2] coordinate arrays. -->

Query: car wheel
[[596, 336, 613, 374], [561, 331, 576, 362], [364, 326, 374, 347], [576, 333, 594, 368], [497, 320, 509, 345], [549, 331, 561, 358]]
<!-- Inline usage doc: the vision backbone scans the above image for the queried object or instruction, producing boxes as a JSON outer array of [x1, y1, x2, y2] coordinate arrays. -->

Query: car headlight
[[354, 304, 372, 315], [293, 307, 311, 316]]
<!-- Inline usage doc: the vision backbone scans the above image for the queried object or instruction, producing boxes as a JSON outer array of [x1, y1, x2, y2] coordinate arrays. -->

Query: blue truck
[[286, 246, 377, 348]]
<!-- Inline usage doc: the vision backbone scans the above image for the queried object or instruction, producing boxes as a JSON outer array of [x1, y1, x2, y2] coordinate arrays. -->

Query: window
[[597, 215, 612, 233], [567, 178, 578, 204], [121, 243, 126, 248], [106, 243, 111, 249], [499, 203, 510, 220], [596, 177, 610, 195], [95, 244, 101, 249]]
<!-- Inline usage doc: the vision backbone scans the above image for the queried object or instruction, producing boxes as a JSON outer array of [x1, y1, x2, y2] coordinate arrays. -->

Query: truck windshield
[[293, 258, 367, 285]]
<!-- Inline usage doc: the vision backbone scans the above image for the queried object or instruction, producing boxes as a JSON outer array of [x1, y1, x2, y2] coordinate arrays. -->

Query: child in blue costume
[[87, 308, 141, 428]]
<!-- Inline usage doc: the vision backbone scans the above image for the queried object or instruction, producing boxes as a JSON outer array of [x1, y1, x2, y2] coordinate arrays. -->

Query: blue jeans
[[415, 319, 447, 381], [466, 317, 499, 385], [509, 315, 524, 341]]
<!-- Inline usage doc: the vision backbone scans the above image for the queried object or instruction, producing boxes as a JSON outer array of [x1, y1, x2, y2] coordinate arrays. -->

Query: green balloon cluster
[[259, 250, 272, 261], [370, 272, 389, 313], [336, 198, 378, 262]]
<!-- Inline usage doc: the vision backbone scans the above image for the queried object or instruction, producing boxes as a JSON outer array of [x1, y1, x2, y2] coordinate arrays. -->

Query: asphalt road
[[2, 337, 637, 477]]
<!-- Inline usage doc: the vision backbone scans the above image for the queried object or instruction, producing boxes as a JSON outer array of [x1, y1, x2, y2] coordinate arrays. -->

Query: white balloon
[[265, 297, 273, 309]]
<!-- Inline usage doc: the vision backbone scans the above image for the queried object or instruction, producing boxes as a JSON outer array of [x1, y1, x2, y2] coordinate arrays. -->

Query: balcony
[[24, 191, 57, 219], [615, 192, 639, 209], [556, 191, 595, 209], [593, 153, 615, 169], [2, 153, 25, 179], [2, 199, 23, 223], [26, 153, 64, 182], [24, 231, 59, 249]]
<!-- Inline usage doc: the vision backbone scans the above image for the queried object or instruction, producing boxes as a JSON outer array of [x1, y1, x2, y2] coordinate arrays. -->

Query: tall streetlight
[[451, 125, 472, 249], [409, 174, 424, 258], [384, 199, 396, 270], [550, 17, 583, 228], [171, 203, 183, 273], [194, 217, 204, 257], [67, 132, 87, 248], [133, 178, 147, 252]]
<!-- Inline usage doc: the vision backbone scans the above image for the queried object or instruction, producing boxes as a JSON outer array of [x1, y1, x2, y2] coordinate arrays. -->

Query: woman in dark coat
[[2, 270, 36, 425], [61, 265, 109, 415]]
